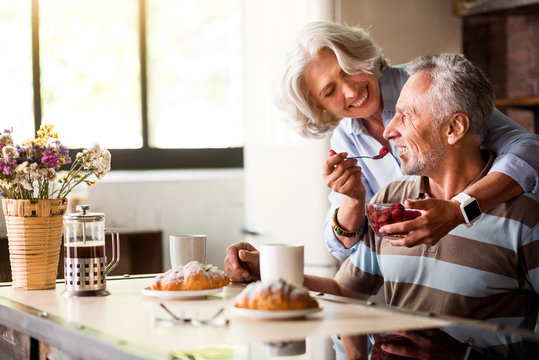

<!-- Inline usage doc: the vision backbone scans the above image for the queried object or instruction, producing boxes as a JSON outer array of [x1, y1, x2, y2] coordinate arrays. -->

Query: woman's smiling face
[[305, 48, 381, 119]]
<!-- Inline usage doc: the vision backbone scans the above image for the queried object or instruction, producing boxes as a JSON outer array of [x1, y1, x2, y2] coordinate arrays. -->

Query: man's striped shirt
[[335, 154, 538, 354]]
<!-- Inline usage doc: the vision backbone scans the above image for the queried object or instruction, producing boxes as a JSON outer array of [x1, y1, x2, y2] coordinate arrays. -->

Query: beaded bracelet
[[332, 207, 366, 238]]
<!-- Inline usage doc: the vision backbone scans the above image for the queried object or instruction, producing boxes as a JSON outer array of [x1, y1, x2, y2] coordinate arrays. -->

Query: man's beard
[[401, 133, 446, 176]]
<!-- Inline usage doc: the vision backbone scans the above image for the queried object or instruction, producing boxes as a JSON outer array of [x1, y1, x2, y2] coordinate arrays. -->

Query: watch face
[[465, 200, 481, 222]]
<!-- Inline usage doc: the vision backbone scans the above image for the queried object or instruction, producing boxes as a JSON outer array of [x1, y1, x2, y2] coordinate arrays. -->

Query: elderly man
[[225, 54, 538, 358]]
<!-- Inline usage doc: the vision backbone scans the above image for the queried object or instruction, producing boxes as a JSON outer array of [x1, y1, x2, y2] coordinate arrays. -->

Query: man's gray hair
[[275, 21, 388, 138], [406, 54, 494, 141]]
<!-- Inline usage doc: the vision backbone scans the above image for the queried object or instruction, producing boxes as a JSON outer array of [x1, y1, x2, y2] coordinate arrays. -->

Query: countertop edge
[[0, 296, 161, 360]]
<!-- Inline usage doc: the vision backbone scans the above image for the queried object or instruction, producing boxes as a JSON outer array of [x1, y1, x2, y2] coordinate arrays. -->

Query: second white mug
[[169, 234, 206, 268], [260, 243, 304, 286]]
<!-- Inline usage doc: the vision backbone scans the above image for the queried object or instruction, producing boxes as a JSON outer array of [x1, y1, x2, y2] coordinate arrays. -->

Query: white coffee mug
[[260, 243, 304, 286], [265, 340, 306, 356], [169, 234, 206, 268]]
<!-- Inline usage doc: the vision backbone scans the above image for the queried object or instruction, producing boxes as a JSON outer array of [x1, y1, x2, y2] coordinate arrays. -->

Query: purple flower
[[28, 145, 43, 164], [41, 155, 61, 168], [0, 157, 16, 175], [1, 163, 13, 175], [17, 145, 26, 157], [57, 143, 72, 165], [39, 147, 61, 168], [16, 146, 27, 164]]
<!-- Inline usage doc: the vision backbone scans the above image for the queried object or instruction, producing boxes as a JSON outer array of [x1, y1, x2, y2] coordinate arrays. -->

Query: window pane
[[39, 0, 141, 149], [0, 2, 34, 142], [147, 0, 244, 149]]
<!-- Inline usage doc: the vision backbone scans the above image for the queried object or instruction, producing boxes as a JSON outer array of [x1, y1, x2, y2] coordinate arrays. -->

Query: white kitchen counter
[[0, 275, 453, 359]]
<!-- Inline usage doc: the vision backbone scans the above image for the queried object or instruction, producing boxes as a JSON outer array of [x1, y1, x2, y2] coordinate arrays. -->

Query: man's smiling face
[[383, 71, 447, 176]]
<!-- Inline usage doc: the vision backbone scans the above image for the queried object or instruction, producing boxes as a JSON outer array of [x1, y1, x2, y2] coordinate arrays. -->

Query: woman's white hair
[[275, 21, 388, 138]]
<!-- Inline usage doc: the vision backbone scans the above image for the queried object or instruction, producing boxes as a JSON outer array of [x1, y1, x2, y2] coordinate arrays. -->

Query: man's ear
[[446, 112, 469, 145]]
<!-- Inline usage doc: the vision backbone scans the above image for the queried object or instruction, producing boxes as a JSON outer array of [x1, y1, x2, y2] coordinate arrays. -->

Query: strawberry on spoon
[[346, 146, 389, 160]]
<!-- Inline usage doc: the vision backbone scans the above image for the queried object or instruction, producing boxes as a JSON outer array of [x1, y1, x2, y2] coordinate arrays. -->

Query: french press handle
[[105, 229, 120, 275]]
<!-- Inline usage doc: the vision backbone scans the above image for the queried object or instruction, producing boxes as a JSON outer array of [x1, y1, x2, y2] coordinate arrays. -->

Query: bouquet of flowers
[[0, 124, 111, 200]]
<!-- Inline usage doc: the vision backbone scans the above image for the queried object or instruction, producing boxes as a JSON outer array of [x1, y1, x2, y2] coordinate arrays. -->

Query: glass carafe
[[62, 205, 119, 297]]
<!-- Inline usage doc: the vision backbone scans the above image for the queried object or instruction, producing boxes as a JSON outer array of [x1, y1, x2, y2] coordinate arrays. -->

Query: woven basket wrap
[[2, 199, 67, 290]]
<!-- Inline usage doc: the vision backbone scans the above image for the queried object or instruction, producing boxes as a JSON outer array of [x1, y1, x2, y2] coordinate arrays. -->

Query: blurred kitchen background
[[1, 0, 537, 281]]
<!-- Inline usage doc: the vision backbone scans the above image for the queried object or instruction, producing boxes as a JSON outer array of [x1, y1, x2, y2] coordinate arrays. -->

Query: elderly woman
[[273, 21, 539, 261]]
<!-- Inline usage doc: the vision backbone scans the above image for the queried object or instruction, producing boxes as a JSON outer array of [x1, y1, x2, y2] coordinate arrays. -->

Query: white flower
[[2, 145, 18, 159], [31, 167, 52, 180], [102, 149, 111, 172], [0, 132, 14, 147], [27, 163, 40, 178], [28, 162, 38, 172], [15, 161, 29, 174], [88, 143, 101, 154], [31, 170, 42, 180], [46, 168, 56, 180], [76, 145, 111, 180], [17, 176, 33, 191]]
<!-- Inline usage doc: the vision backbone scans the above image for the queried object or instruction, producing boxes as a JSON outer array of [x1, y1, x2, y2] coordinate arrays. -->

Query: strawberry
[[378, 146, 389, 156], [405, 210, 421, 220], [382, 208, 393, 220], [377, 214, 389, 228], [366, 202, 423, 237], [370, 211, 380, 224], [389, 203, 405, 221]]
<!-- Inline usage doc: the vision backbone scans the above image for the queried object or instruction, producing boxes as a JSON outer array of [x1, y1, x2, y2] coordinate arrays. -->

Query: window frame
[[30, 0, 243, 171]]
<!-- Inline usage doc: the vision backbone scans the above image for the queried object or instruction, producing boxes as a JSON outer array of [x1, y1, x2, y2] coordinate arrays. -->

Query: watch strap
[[452, 192, 481, 227], [452, 192, 472, 204]]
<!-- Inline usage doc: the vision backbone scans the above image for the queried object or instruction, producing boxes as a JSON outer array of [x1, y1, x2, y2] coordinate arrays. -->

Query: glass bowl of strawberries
[[365, 203, 422, 239]]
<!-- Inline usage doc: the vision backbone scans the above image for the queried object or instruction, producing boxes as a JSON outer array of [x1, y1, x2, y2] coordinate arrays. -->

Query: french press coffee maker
[[62, 205, 120, 297]]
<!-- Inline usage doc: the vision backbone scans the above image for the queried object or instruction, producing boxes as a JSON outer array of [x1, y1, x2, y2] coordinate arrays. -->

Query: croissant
[[151, 261, 230, 291], [234, 278, 318, 310]]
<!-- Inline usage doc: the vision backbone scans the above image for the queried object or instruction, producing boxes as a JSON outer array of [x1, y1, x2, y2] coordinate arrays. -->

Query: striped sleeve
[[523, 225, 539, 288], [335, 231, 384, 296], [506, 193, 539, 296]]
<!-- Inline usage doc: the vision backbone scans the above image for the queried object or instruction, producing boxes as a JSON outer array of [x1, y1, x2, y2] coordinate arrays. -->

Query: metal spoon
[[346, 152, 388, 160]]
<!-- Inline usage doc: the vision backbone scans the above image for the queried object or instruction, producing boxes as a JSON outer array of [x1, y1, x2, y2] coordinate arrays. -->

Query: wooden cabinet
[[0, 324, 31, 360], [0, 230, 162, 282], [0, 235, 11, 283]]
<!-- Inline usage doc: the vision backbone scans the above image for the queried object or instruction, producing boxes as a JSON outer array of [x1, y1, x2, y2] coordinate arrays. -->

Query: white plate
[[141, 286, 223, 299], [230, 306, 322, 320]]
